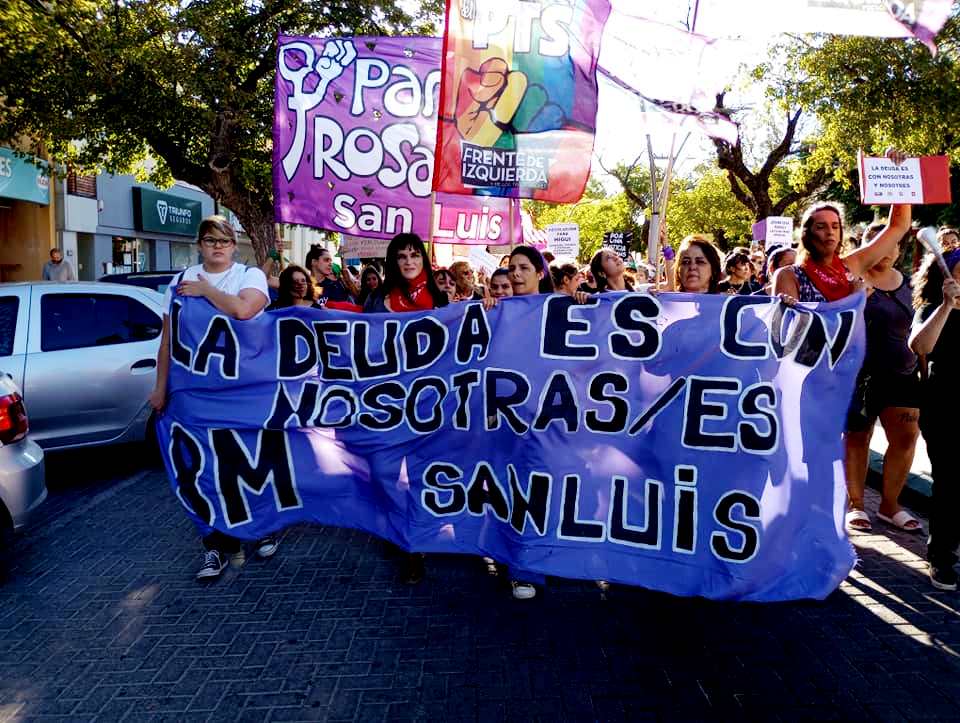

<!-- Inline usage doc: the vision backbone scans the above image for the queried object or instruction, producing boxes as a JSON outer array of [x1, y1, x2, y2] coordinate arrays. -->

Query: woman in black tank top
[[843, 226, 921, 533]]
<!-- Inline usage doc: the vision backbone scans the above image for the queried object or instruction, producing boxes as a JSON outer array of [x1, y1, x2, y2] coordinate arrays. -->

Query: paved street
[[1, 446, 959, 722]]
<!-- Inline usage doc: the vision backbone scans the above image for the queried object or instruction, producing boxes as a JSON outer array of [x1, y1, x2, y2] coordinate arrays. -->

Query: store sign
[[0, 148, 50, 205], [133, 187, 202, 237]]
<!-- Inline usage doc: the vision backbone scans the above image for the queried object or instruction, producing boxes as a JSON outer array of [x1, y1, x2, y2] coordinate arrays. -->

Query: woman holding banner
[[909, 250, 960, 590], [772, 201, 912, 303], [362, 232, 448, 583], [662, 234, 723, 294]]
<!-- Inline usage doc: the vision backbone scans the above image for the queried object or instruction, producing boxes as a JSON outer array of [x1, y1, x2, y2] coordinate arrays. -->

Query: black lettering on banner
[[586, 372, 629, 433], [277, 317, 318, 379], [421, 462, 466, 516], [533, 371, 580, 432], [738, 383, 779, 454], [353, 320, 400, 379], [314, 386, 358, 428], [466, 462, 511, 522], [169, 422, 213, 525], [405, 377, 447, 434], [211, 429, 302, 528], [558, 475, 605, 540], [312, 320, 354, 381], [770, 306, 812, 359], [673, 465, 698, 554], [484, 369, 531, 434], [540, 295, 599, 359], [169, 301, 194, 369], [265, 381, 320, 429], [358, 381, 406, 430], [507, 465, 551, 536], [455, 303, 491, 364], [721, 295, 772, 360], [794, 309, 857, 369], [609, 295, 661, 359], [628, 376, 686, 435], [192, 316, 239, 378], [450, 370, 480, 430], [402, 317, 448, 372], [711, 491, 761, 563], [607, 476, 662, 549], [682, 377, 740, 451]]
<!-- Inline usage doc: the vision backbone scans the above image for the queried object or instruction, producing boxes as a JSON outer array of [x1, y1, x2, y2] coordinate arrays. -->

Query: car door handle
[[131, 359, 157, 370]]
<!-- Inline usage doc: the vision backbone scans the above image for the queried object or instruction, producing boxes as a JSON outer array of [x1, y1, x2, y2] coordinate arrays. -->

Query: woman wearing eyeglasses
[[149, 215, 273, 582]]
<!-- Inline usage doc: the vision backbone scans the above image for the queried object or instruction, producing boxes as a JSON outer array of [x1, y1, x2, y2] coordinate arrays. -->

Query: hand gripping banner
[[434, 0, 611, 202], [158, 292, 864, 601]]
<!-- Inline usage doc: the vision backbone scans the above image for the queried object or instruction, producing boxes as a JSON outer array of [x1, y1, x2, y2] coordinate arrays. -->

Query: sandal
[[845, 509, 872, 532], [877, 510, 923, 533]]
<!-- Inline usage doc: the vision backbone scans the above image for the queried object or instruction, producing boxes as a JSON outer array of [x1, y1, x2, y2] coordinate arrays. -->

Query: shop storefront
[[0, 147, 54, 282]]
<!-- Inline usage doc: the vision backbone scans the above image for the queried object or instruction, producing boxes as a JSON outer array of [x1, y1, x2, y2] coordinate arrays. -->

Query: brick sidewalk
[[1, 470, 958, 722]]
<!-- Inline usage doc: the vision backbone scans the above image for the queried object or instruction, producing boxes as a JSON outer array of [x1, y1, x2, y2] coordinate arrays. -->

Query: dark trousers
[[920, 403, 960, 569], [202, 531, 242, 555]]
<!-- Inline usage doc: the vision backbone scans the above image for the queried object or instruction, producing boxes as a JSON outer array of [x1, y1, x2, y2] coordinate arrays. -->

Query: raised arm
[[910, 278, 960, 355], [843, 204, 912, 277]]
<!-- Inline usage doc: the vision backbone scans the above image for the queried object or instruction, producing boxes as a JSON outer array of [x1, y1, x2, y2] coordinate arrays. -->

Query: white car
[[0, 374, 45, 547], [0, 281, 164, 451]]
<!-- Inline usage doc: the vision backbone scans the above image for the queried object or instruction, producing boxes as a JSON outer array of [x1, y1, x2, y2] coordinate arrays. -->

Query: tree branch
[[770, 167, 831, 216], [758, 108, 802, 180]]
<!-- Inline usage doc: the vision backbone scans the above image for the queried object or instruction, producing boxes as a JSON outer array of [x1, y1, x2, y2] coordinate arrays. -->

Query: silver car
[[0, 281, 164, 450], [0, 374, 45, 544]]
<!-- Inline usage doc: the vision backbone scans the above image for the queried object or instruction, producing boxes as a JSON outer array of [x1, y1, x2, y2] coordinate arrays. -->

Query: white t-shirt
[[163, 263, 270, 316]]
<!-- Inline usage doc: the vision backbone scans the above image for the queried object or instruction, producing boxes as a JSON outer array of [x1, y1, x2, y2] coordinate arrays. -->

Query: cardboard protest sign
[[340, 234, 390, 258], [434, 0, 611, 202], [858, 153, 951, 205], [603, 231, 632, 260], [752, 217, 794, 250], [546, 223, 580, 258]]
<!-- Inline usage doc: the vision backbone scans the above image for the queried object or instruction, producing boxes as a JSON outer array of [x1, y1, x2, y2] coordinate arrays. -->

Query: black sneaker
[[255, 535, 278, 559], [196, 550, 227, 580], [929, 565, 958, 591]]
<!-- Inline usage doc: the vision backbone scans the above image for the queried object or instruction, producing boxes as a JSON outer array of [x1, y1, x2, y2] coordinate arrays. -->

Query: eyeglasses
[[200, 236, 235, 248]]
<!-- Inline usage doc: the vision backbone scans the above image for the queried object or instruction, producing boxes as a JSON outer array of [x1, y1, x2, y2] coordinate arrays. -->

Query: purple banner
[[274, 36, 441, 240], [432, 192, 521, 245]]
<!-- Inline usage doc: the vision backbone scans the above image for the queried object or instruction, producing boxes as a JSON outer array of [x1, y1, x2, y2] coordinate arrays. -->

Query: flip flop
[[845, 509, 872, 532], [877, 510, 923, 533]]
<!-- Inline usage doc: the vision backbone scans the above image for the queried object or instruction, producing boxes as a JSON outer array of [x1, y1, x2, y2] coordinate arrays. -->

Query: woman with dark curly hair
[[909, 249, 960, 590], [268, 265, 318, 310], [356, 265, 382, 308], [665, 234, 723, 294]]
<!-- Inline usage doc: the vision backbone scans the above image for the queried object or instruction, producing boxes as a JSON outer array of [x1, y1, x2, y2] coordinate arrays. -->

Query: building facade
[[0, 147, 55, 282]]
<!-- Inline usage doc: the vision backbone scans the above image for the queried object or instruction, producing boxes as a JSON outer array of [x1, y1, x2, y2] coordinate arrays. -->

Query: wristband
[[662, 247, 676, 261]]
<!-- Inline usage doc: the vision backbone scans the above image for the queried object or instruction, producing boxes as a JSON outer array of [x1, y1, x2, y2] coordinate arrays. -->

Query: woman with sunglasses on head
[[909, 250, 960, 590], [149, 216, 277, 581], [268, 265, 319, 310]]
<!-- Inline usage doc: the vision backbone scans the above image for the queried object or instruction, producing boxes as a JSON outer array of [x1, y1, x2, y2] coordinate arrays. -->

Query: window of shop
[[170, 241, 196, 270]]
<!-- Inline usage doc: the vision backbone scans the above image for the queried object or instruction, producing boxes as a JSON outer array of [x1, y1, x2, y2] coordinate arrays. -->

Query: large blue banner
[[158, 291, 864, 601]]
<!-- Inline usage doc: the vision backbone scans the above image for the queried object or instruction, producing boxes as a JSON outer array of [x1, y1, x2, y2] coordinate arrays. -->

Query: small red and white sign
[[858, 152, 951, 205]]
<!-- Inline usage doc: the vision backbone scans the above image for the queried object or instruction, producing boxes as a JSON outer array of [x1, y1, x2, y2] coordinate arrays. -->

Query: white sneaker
[[511, 581, 537, 600], [255, 535, 278, 559]]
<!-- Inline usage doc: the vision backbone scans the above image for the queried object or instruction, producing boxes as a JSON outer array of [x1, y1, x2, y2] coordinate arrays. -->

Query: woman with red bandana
[[362, 233, 448, 583], [362, 233, 450, 314], [772, 201, 912, 303]]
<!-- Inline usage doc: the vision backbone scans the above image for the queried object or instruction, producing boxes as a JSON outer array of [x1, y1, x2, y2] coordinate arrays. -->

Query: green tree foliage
[[665, 168, 754, 249], [524, 183, 641, 263], [0, 0, 441, 262]]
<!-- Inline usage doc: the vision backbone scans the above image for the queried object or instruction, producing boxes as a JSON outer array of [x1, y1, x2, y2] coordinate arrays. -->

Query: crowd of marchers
[[147, 187, 960, 596]]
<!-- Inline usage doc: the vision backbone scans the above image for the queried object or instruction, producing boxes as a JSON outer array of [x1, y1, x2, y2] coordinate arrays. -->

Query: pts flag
[[434, 0, 611, 203]]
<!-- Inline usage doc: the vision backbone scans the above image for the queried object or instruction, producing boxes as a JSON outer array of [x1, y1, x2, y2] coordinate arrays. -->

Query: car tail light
[[0, 392, 28, 445]]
